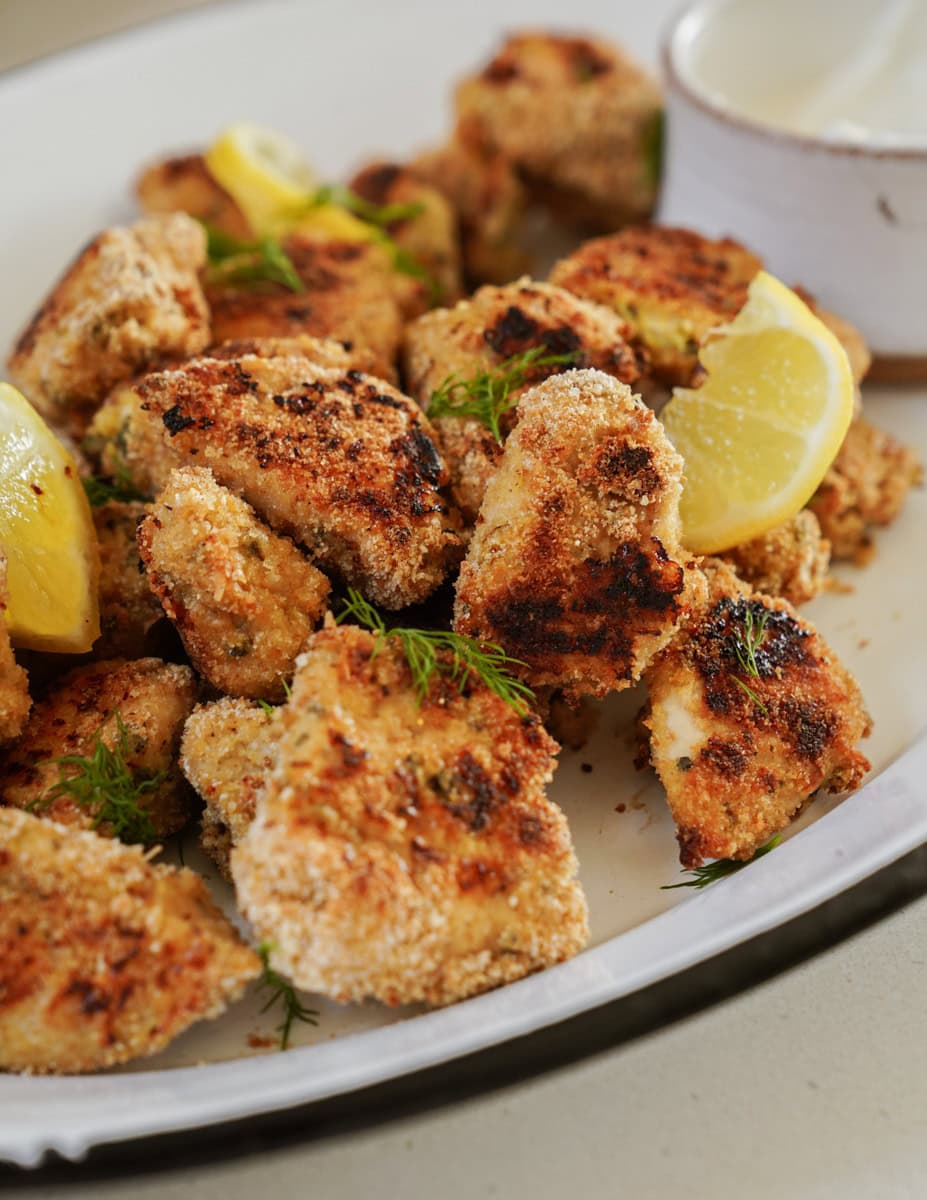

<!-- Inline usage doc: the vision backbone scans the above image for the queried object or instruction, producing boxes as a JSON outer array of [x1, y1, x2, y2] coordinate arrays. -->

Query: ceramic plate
[[1, 0, 925, 1168]]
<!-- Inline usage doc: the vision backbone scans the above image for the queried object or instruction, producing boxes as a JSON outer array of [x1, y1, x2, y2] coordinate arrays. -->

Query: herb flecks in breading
[[428, 346, 578, 443], [337, 588, 534, 713]]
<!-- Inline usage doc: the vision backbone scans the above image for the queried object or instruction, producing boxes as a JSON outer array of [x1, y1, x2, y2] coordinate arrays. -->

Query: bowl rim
[[662, 0, 927, 163]]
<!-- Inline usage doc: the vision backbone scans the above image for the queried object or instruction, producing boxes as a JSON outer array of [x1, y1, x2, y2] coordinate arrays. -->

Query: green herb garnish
[[336, 588, 534, 714], [428, 346, 578, 443], [730, 605, 770, 715], [662, 834, 782, 890], [257, 942, 320, 1050], [203, 224, 304, 293], [31, 712, 163, 845], [643, 110, 664, 190], [309, 183, 424, 230], [81, 457, 147, 507]]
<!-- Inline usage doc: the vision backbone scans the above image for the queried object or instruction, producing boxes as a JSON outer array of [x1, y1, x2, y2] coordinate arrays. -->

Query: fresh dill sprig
[[661, 835, 782, 890], [257, 942, 320, 1050], [336, 588, 534, 714], [643, 110, 665, 189], [202, 224, 304, 294], [428, 346, 578, 443], [309, 183, 425, 229], [32, 713, 163, 846], [81, 457, 147, 507], [730, 605, 770, 715], [256, 699, 275, 716]]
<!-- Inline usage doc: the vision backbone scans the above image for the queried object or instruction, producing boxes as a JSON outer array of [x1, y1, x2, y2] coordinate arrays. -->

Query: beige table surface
[[1, 3, 925, 1197]]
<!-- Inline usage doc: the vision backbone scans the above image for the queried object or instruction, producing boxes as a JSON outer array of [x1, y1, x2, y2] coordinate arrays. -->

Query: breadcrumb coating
[[0, 658, 196, 840], [113, 350, 463, 608], [809, 416, 923, 564], [93, 500, 164, 657], [402, 278, 640, 522], [138, 467, 330, 700], [0, 551, 30, 743], [721, 511, 831, 606], [349, 160, 464, 315], [454, 369, 705, 700], [135, 152, 252, 238], [455, 32, 662, 231], [411, 138, 532, 285], [232, 621, 588, 1007], [180, 697, 277, 880], [7, 214, 210, 436], [206, 234, 402, 382], [0, 807, 260, 1074], [641, 561, 871, 866]]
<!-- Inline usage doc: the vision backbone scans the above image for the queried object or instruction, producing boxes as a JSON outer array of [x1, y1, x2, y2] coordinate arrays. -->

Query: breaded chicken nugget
[[721, 511, 831, 606], [206, 235, 402, 381], [138, 467, 330, 699], [180, 697, 277, 879], [232, 622, 588, 1006], [349, 161, 463, 314], [135, 152, 252, 238], [403, 278, 640, 522], [0, 807, 259, 1074], [411, 138, 532, 285], [207, 333, 380, 374], [114, 351, 463, 608], [455, 32, 662, 231], [793, 288, 872, 386], [454, 369, 705, 700], [641, 562, 870, 866], [93, 500, 164, 657], [7, 214, 210, 436], [550, 226, 761, 385], [0, 658, 196, 841], [809, 416, 923, 564], [0, 550, 30, 743]]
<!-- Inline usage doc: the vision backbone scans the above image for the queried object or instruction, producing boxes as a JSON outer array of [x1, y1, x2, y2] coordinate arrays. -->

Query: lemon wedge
[[205, 122, 372, 242], [0, 383, 100, 652], [660, 271, 854, 555]]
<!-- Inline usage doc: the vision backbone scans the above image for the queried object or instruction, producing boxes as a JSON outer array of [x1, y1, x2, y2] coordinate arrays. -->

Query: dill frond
[[336, 588, 534, 714], [257, 942, 320, 1050], [427, 346, 578, 443], [729, 603, 770, 714], [81, 456, 147, 507], [661, 834, 782, 890], [202, 224, 304, 294]]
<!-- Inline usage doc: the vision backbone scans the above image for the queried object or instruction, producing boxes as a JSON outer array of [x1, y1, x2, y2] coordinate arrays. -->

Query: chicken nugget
[[114, 350, 463, 608], [0, 550, 30, 742], [454, 369, 705, 700], [0, 658, 196, 841], [721, 510, 831, 606], [232, 622, 587, 1006], [403, 278, 640, 522], [135, 151, 252, 238], [138, 467, 330, 699], [93, 500, 164, 657], [7, 214, 210, 436], [0, 807, 259, 1074], [641, 562, 871, 866]]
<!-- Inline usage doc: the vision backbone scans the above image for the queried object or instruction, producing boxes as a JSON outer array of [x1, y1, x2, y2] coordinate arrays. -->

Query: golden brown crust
[[411, 138, 532, 286], [721, 511, 831, 606], [138, 467, 330, 700], [7, 215, 210, 436], [809, 416, 923, 563], [0, 807, 260, 1074], [232, 621, 587, 1006], [454, 369, 706, 700], [0, 658, 197, 840], [93, 500, 164, 657], [792, 288, 871, 386], [402, 278, 641, 522], [551, 226, 761, 385], [642, 563, 871, 865], [180, 697, 277, 880], [135, 152, 252, 238], [0, 550, 31, 743], [455, 32, 662, 230], [118, 351, 463, 608], [206, 235, 402, 382], [349, 160, 464, 315]]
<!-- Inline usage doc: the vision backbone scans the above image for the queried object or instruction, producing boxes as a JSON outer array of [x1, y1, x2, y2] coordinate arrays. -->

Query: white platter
[[1, 0, 926, 1169]]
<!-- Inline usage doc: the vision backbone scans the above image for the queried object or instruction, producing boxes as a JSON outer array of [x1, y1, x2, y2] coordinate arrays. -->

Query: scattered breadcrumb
[[0, 807, 259, 1074], [232, 621, 588, 1006], [138, 467, 330, 699]]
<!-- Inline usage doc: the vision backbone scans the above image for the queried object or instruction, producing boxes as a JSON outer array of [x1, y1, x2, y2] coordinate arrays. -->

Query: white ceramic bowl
[[659, 0, 927, 380]]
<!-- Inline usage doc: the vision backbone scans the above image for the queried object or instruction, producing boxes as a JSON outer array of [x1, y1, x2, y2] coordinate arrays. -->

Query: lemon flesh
[[0, 383, 100, 652], [660, 271, 854, 555]]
